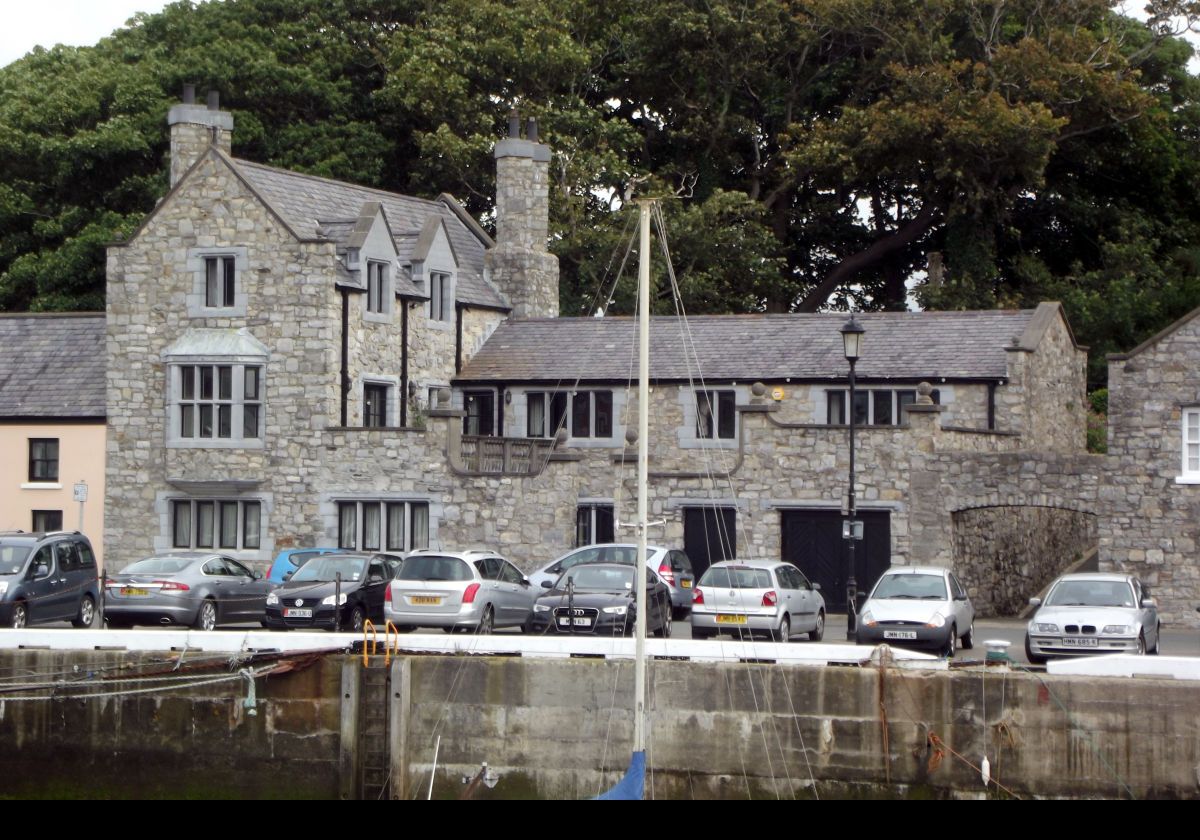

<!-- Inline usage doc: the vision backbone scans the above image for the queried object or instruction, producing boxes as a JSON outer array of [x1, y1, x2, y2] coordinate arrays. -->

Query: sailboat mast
[[633, 199, 651, 755]]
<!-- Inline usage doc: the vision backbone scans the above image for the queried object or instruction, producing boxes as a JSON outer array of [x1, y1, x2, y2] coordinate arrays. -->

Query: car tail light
[[692, 588, 705, 605], [155, 580, 190, 592], [657, 560, 676, 586], [462, 583, 481, 604], [762, 590, 778, 607], [385, 585, 392, 605]]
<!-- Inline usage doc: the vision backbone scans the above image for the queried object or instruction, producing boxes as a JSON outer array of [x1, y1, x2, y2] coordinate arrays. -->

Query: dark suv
[[0, 531, 100, 628]]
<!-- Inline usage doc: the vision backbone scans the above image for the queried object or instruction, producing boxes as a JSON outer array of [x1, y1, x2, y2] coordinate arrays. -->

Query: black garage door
[[683, 506, 737, 579], [780, 509, 891, 615]]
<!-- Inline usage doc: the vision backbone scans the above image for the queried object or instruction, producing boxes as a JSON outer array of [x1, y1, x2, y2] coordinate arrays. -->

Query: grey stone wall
[[1023, 313, 1089, 452], [486, 138, 559, 318], [167, 105, 233, 188], [1103, 314, 1200, 627], [953, 505, 1098, 616]]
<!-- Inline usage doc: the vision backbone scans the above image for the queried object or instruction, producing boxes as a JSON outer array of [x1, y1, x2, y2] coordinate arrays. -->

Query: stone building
[[105, 91, 1102, 617]]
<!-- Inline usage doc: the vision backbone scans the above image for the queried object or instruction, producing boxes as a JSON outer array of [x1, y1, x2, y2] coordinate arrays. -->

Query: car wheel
[[72, 595, 96, 629], [477, 606, 494, 635], [193, 599, 217, 631], [1148, 624, 1161, 655], [341, 605, 366, 633], [10, 602, 27, 629], [809, 610, 825, 642], [961, 619, 975, 650], [654, 609, 672, 639], [1024, 635, 1047, 665], [943, 624, 957, 659], [773, 615, 791, 643], [1136, 630, 1146, 656]]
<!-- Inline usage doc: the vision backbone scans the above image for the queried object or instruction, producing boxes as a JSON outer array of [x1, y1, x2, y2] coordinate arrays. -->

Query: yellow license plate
[[716, 614, 748, 625], [120, 587, 150, 596], [411, 596, 441, 605]]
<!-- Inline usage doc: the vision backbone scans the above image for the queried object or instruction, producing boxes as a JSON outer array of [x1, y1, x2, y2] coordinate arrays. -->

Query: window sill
[[1174, 476, 1200, 485], [167, 439, 266, 450], [21, 482, 63, 490]]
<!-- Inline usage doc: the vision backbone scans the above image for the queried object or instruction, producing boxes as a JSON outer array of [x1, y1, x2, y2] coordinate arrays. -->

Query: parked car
[[385, 549, 536, 633], [264, 553, 393, 632], [857, 566, 975, 657], [105, 552, 272, 630], [1024, 572, 1160, 664], [690, 559, 825, 642], [0, 530, 100, 629], [266, 547, 345, 583], [529, 544, 696, 617], [528, 563, 673, 637]]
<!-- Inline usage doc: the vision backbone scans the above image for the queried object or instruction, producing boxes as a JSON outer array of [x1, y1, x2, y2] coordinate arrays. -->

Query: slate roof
[[0, 314, 106, 418], [456, 310, 1041, 384], [230, 157, 506, 310]]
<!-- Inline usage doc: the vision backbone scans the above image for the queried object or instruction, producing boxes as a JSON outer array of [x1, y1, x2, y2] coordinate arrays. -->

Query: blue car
[[266, 548, 344, 583]]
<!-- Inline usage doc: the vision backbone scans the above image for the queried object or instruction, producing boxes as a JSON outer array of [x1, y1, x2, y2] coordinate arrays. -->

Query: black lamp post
[[840, 316, 864, 641]]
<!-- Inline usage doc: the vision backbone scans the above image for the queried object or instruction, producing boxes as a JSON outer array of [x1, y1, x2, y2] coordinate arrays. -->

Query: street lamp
[[840, 315, 864, 641]]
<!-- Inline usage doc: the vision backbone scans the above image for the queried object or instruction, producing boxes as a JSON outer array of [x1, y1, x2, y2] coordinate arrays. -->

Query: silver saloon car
[[385, 549, 537, 633], [1024, 573, 1160, 664], [690, 559, 825, 641], [857, 567, 975, 657], [105, 552, 272, 630]]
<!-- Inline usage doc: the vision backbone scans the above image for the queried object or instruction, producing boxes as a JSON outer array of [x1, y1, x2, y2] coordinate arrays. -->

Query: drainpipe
[[455, 303, 464, 375], [340, 288, 350, 426], [401, 300, 410, 427], [987, 382, 996, 431]]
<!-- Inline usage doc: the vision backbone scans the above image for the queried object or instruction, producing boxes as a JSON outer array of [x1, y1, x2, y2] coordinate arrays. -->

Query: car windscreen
[[698, 566, 772, 589], [870, 573, 947, 600], [1045, 580, 1135, 608], [121, 557, 194, 575], [0, 546, 31, 575], [292, 556, 368, 583], [397, 555, 473, 582], [561, 565, 635, 592]]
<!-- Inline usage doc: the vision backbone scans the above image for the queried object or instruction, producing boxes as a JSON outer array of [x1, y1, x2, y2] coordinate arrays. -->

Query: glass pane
[[243, 405, 259, 439], [550, 393, 568, 436], [853, 390, 870, 426], [218, 366, 232, 400], [717, 391, 735, 438], [244, 367, 259, 401], [897, 391, 915, 420], [200, 367, 214, 400], [572, 392, 591, 437], [387, 503, 405, 551], [696, 391, 714, 438], [595, 505, 615, 543], [199, 405, 214, 438], [219, 502, 238, 549], [873, 391, 893, 426], [218, 405, 232, 438], [196, 502, 214, 548], [594, 391, 613, 438], [827, 391, 845, 425], [527, 393, 546, 438], [223, 257, 236, 306], [338, 503, 357, 549], [206, 259, 218, 307], [181, 404, 195, 438], [430, 275, 441, 320], [576, 506, 591, 547], [363, 503, 381, 551], [243, 502, 261, 549], [411, 504, 429, 549], [181, 366, 195, 400]]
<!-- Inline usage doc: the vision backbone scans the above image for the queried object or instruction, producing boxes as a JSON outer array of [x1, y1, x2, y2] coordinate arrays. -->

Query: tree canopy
[[2, 0, 1199, 384]]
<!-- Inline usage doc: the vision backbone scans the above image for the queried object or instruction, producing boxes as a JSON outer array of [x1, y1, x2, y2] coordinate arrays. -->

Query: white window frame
[[336, 500, 431, 552], [170, 363, 265, 448], [1178, 407, 1200, 484], [171, 499, 262, 551], [679, 386, 742, 450], [357, 374, 399, 427], [428, 271, 454, 323], [825, 388, 936, 426], [522, 389, 617, 443], [186, 247, 249, 317], [695, 389, 737, 440], [576, 502, 615, 547], [364, 259, 392, 322]]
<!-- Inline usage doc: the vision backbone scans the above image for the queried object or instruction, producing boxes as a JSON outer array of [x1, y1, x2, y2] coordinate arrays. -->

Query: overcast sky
[[0, 1, 174, 68]]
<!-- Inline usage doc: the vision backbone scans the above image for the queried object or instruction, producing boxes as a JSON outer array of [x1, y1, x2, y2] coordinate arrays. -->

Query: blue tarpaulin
[[595, 750, 645, 800]]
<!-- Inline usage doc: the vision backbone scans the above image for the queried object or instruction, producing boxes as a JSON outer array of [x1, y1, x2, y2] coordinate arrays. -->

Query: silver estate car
[[690, 559, 825, 641], [385, 549, 537, 633], [857, 566, 975, 657], [1024, 573, 1160, 664], [529, 544, 696, 617]]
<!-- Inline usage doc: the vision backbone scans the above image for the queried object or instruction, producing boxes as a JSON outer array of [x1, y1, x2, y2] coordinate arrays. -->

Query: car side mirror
[[522, 576, 531, 587], [31, 562, 51, 580], [1028, 597, 1042, 607], [954, 593, 967, 602], [540, 580, 552, 588], [253, 570, 263, 580], [284, 571, 294, 581], [1141, 598, 1155, 609], [811, 582, 821, 591]]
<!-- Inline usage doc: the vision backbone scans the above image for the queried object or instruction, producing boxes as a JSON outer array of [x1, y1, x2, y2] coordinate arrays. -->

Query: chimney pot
[[526, 118, 538, 143], [508, 109, 521, 139], [207, 90, 220, 111], [182, 84, 196, 105]]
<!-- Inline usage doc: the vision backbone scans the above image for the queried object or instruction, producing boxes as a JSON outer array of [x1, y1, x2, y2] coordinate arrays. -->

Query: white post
[[633, 199, 651, 755]]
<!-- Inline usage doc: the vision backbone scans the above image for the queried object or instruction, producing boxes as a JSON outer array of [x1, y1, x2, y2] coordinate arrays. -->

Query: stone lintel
[[494, 138, 551, 163]]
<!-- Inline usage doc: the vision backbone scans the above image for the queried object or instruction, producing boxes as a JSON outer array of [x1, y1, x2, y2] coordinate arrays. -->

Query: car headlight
[[925, 612, 946, 629], [602, 606, 628, 615], [321, 593, 349, 606], [1034, 623, 1059, 633], [266, 592, 278, 606], [533, 604, 550, 613], [860, 610, 875, 627], [1102, 625, 1131, 635]]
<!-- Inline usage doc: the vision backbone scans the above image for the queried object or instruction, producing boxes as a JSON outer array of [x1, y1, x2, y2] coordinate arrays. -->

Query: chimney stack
[[167, 84, 234, 188], [486, 111, 559, 319]]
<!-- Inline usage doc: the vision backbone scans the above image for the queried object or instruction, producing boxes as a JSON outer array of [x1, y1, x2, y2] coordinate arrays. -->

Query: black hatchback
[[0, 530, 100, 628], [263, 553, 397, 632]]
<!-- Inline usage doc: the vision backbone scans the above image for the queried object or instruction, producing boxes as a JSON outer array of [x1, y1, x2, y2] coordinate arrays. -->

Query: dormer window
[[429, 271, 452, 322], [367, 261, 388, 314], [205, 257, 236, 308], [345, 248, 361, 268]]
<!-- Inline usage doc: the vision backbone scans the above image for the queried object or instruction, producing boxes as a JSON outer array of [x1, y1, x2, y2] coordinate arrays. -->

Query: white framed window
[[524, 390, 612, 439], [337, 500, 430, 552], [366, 260, 390, 318], [429, 271, 453, 322], [174, 363, 263, 442], [696, 390, 736, 439], [358, 375, 399, 427], [826, 388, 937, 426], [172, 499, 262, 550], [1181, 407, 1200, 481], [576, 503, 615, 547], [186, 247, 248, 317]]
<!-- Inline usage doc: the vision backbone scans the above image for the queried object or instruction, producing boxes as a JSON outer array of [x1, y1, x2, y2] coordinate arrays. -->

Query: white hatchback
[[857, 567, 975, 657]]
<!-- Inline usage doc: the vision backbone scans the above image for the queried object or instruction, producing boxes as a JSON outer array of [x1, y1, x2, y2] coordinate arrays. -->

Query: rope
[[925, 733, 1022, 799]]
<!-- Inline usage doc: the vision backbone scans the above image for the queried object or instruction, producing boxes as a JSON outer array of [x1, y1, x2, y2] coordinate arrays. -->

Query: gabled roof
[[230, 158, 506, 310], [0, 314, 106, 419], [456, 310, 1042, 384], [1108, 305, 1200, 361]]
